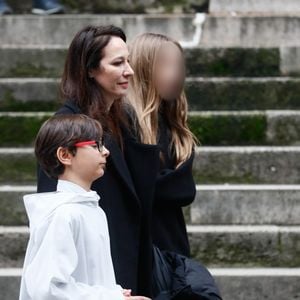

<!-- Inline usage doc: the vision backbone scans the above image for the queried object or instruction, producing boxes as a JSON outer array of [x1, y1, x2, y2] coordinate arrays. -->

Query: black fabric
[[152, 113, 196, 257], [123, 136, 160, 295], [36, 100, 159, 297], [152, 246, 222, 300]]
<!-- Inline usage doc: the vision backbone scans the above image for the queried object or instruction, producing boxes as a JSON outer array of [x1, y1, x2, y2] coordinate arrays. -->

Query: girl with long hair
[[128, 33, 197, 257]]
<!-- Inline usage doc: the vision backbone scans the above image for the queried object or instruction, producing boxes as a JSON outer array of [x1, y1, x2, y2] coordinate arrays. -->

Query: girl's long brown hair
[[127, 33, 197, 168], [61, 25, 128, 146]]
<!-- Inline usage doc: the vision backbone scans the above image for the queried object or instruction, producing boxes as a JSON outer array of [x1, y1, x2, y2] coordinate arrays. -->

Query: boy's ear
[[56, 147, 73, 166]]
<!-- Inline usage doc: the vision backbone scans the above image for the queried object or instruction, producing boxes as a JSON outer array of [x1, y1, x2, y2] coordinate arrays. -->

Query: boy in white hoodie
[[19, 114, 150, 300]]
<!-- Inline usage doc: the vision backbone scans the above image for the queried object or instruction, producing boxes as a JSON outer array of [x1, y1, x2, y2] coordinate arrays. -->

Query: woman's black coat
[[37, 100, 160, 297]]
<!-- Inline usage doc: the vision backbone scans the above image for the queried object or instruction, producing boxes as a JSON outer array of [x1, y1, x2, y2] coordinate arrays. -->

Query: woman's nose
[[124, 62, 134, 76]]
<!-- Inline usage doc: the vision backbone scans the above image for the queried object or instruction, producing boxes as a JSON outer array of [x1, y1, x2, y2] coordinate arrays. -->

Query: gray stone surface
[[280, 46, 300, 75], [0, 269, 21, 300], [2, 225, 300, 268], [0, 186, 34, 226], [194, 146, 300, 184], [1, 268, 300, 300], [3, 77, 300, 112], [0, 15, 195, 46], [192, 185, 300, 224], [4, 184, 300, 226], [201, 15, 300, 47], [213, 268, 300, 300], [3, 146, 300, 184], [188, 225, 300, 267], [210, 0, 300, 14], [0, 227, 28, 268], [4, 14, 300, 48]]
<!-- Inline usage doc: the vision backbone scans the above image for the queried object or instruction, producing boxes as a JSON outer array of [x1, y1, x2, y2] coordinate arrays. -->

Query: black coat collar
[[58, 100, 140, 206]]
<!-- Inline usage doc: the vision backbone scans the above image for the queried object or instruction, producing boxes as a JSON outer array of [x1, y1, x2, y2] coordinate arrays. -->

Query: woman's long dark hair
[[61, 25, 128, 146]]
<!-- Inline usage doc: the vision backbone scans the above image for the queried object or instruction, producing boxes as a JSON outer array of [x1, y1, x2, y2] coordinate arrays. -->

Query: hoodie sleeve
[[23, 210, 123, 300]]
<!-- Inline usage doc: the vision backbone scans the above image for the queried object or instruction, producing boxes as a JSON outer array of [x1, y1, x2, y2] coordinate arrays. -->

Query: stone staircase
[[1, 0, 300, 299]]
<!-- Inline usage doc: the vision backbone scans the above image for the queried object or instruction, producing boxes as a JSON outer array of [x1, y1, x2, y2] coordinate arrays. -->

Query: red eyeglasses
[[74, 140, 105, 152]]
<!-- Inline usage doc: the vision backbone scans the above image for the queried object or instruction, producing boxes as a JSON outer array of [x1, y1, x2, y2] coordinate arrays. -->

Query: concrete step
[[188, 225, 300, 267], [0, 269, 21, 300], [186, 77, 300, 111], [2, 225, 300, 268], [192, 185, 300, 225], [0, 46, 292, 78], [3, 185, 300, 226], [0, 148, 36, 185], [189, 110, 300, 146], [2, 111, 300, 146], [193, 146, 300, 184], [1, 268, 300, 300], [0, 112, 50, 147], [3, 14, 300, 48], [210, 0, 300, 14], [0, 14, 195, 47], [2, 77, 300, 112], [213, 268, 300, 300], [201, 14, 300, 47], [0, 186, 34, 226], [0, 227, 28, 268], [4, 0, 206, 14], [2, 146, 300, 185]]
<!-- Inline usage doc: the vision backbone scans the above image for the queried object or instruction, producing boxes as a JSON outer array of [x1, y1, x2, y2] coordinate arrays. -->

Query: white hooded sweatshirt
[[19, 180, 123, 300]]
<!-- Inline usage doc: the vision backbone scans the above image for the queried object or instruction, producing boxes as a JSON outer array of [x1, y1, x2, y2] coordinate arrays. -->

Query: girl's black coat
[[152, 153, 196, 257], [37, 100, 160, 297], [152, 113, 196, 257]]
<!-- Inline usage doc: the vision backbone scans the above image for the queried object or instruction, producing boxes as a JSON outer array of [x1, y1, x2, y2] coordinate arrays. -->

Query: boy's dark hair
[[35, 114, 103, 179]]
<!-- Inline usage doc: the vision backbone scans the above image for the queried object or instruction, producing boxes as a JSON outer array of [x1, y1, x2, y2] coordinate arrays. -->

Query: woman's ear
[[56, 147, 73, 166]]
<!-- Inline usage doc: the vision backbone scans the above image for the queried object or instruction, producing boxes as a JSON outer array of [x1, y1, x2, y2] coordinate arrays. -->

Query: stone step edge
[[0, 45, 290, 49], [2, 110, 300, 118], [3, 225, 300, 234], [3, 13, 300, 18], [0, 45, 297, 49], [1, 77, 300, 82], [2, 146, 300, 154], [3, 184, 300, 192], [187, 225, 300, 233], [208, 12, 300, 17], [2, 267, 300, 277]]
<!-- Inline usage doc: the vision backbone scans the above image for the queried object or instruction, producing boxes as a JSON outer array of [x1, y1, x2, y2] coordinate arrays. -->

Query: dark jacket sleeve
[[155, 152, 196, 208]]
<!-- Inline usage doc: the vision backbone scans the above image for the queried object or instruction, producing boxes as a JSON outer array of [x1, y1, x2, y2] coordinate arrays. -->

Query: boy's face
[[63, 142, 110, 183]]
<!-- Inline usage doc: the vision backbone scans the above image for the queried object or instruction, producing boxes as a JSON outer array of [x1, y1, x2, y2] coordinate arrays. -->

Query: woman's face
[[154, 41, 185, 101], [90, 36, 134, 104]]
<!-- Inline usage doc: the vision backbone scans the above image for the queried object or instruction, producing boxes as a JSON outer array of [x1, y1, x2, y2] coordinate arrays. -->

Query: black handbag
[[152, 246, 223, 300]]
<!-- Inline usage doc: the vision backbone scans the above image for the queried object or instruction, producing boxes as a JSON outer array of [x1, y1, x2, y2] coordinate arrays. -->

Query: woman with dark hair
[[37, 25, 159, 298]]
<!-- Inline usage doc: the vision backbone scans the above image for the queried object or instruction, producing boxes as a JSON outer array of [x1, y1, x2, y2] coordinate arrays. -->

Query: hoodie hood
[[24, 180, 100, 230]]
